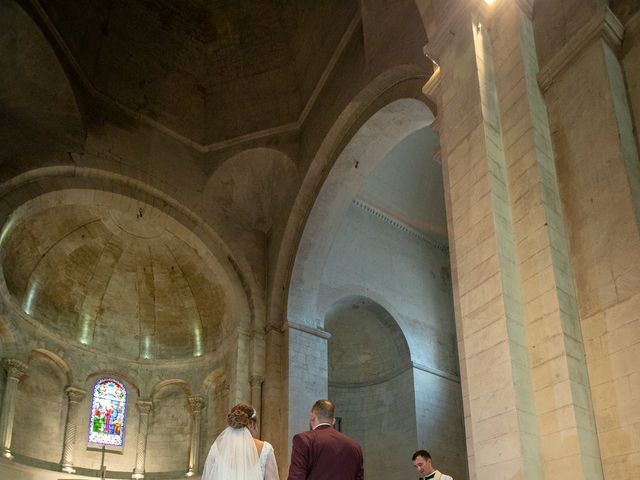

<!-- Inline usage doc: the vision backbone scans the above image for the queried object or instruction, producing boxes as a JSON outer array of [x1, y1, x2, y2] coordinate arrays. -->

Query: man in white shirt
[[412, 450, 453, 480]]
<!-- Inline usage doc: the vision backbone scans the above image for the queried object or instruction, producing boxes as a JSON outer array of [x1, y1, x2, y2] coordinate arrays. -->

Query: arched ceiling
[[1, 197, 234, 361], [0, 0, 84, 155], [357, 126, 446, 242], [325, 296, 410, 385], [36, 0, 358, 144]]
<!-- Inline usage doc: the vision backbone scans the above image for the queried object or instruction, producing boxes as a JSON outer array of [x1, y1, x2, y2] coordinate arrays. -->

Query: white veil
[[202, 426, 262, 480]]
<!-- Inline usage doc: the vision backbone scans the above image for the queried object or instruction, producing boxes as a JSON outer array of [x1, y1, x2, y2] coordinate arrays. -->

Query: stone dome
[[1, 195, 229, 361]]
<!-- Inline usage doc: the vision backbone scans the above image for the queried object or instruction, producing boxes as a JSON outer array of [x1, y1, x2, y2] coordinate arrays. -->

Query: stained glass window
[[88, 378, 127, 447]]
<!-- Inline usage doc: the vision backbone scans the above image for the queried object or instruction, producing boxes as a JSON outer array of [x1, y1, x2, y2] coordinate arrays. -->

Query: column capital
[[135, 400, 153, 414], [250, 375, 265, 387], [2, 359, 27, 380], [65, 387, 86, 403], [188, 396, 205, 413]]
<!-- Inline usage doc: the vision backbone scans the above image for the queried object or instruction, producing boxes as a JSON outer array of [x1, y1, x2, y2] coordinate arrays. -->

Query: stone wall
[[330, 371, 417, 480], [12, 354, 66, 464], [317, 201, 466, 478]]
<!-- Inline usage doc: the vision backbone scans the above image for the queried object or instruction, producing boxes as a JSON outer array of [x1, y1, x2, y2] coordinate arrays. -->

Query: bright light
[[193, 324, 203, 357], [484, 0, 495, 4], [22, 281, 38, 316]]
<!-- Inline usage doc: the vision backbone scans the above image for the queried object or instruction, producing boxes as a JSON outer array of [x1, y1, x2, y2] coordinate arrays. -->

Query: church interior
[[1, 0, 639, 479]]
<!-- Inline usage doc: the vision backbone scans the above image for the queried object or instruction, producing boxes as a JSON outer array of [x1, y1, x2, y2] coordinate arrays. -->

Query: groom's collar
[[313, 423, 332, 430]]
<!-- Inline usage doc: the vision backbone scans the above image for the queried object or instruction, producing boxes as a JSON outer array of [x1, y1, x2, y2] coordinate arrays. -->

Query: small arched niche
[[325, 296, 416, 480]]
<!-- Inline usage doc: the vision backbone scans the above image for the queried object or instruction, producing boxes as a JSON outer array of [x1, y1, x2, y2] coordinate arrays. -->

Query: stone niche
[[0, 190, 249, 479]]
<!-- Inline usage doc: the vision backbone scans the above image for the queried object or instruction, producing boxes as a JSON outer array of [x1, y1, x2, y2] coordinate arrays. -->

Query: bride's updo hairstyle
[[227, 403, 257, 430]]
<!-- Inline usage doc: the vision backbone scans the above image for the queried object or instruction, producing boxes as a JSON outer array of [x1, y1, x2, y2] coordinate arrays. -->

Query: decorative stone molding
[[329, 361, 460, 389], [187, 396, 205, 476], [61, 387, 86, 473], [188, 396, 205, 413], [249, 375, 265, 387], [65, 386, 86, 403], [539, 7, 624, 92], [422, 64, 441, 102], [1, 359, 27, 380], [412, 361, 461, 383], [132, 400, 153, 479], [352, 198, 449, 253], [285, 321, 332, 340], [135, 400, 153, 415]]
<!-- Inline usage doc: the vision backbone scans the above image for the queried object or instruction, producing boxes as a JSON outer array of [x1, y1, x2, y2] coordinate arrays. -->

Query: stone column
[[132, 400, 153, 479], [186, 396, 205, 476], [249, 375, 264, 437], [285, 321, 330, 460], [536, 6, 640, 479], [0, 358, 27, 459], [60, 387, 86, 473]]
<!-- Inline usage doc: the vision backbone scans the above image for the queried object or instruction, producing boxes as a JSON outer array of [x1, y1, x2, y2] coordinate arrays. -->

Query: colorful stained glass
[[88, 378, 127, 447]]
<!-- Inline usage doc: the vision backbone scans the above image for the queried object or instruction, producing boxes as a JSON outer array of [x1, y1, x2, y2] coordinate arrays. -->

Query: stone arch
[[268, 65, 435, 328], [325, 295, 416, 480], [205, 147, 298, 234], [201, 368, 229, 446], [0, 167, 257, 336], [150, 379, 192, 399], [0, 0, 85, 155], [28, 348, 72, 386], [12, 349, 69, 462], [85, 370, 141, 398], [0, 311, 18, 348], [287, 96, 435, 327], [147, 379, 192, 472]]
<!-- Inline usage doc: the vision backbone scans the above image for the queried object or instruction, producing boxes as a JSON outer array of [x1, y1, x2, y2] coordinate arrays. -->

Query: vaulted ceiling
[[39, 0, 358, 145]]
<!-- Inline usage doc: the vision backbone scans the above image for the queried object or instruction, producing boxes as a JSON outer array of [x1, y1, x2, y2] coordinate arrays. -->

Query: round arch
[[287, 97, 435, 327], [269, 65, 435, 329], [0, 166, 260, 335]]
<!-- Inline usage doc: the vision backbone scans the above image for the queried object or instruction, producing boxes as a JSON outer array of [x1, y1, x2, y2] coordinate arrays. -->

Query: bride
[[202, 403, 279, 480]]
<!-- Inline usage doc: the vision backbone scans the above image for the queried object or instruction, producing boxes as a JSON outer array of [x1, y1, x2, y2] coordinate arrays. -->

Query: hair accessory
[[251, 408, 257, 419]]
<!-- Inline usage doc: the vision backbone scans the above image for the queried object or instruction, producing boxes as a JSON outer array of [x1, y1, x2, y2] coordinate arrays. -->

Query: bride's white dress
[[202, 426, 279, 480]]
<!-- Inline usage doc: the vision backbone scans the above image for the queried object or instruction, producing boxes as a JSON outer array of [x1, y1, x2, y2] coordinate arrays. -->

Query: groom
[[287, 399, 364, 480]]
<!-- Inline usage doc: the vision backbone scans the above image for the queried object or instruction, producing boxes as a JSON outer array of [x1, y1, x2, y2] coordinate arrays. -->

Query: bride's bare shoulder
[[254, 438, 265, 455]]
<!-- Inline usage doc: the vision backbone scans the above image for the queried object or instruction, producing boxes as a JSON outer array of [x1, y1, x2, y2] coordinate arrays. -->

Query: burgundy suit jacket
[[287, 424, 364, 480]]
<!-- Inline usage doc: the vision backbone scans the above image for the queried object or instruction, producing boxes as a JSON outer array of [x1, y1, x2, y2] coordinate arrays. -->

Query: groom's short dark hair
[[312, 399, 335, 421], [412, 450, 431, 461]]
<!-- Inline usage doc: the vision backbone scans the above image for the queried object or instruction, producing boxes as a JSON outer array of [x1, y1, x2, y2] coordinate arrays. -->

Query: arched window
[[88, 378, 127, 447]]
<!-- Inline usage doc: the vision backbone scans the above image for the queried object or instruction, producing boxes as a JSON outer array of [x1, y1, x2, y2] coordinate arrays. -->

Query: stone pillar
[[132, 400, 153, 479], [487, 1, 604, 478], [0, 359, 27, 459], [422, 1, 548, 478], [186, 396, 205, 476], [249, 375, 264, 437], [286, 321, 330, 460], [250, 328, 266, 437], [60, 386, 86, 473], [227, 328, 251, 408], [534, 4, 640, 479]]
